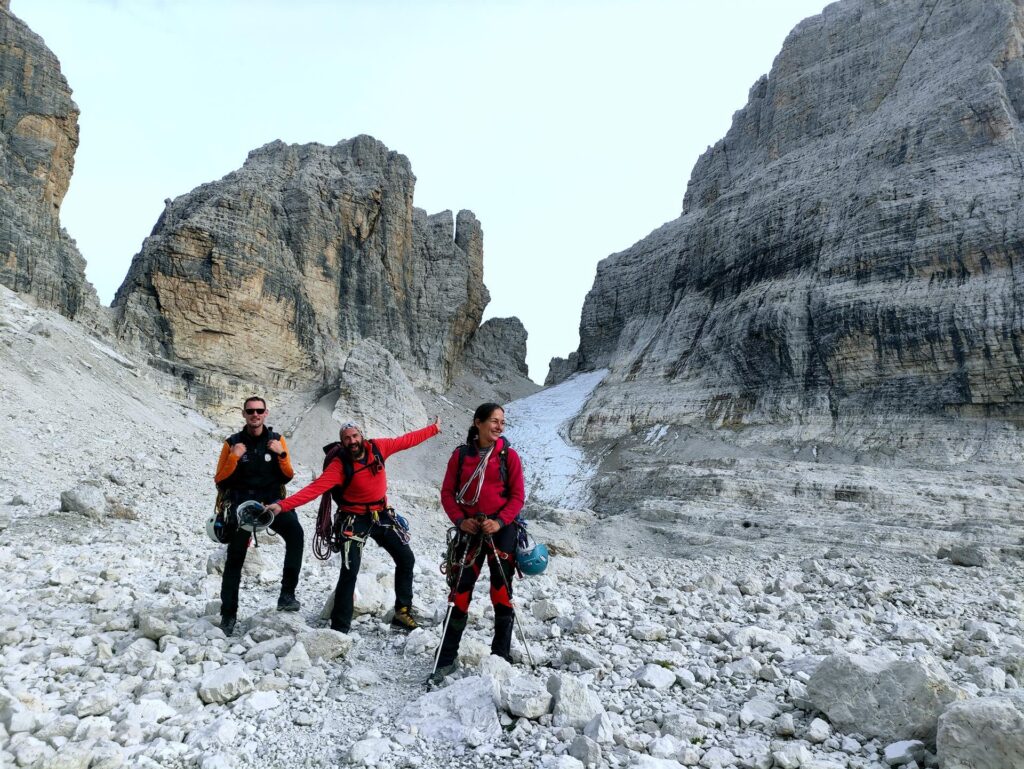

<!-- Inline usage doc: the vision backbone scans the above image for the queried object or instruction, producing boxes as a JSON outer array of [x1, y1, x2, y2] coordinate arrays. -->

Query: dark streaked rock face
[[112, 136, 505, 408], [562, 0, 1024, 445], [465, 317, 530, 382], [0, 5, 99, 320]]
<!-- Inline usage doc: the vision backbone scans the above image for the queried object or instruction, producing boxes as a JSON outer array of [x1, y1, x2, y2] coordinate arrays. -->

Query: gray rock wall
[[464, 316, 530, 381], [112, 136, 505, 409], [0, 5, 99, 321], [565, 0, 1024, 449]]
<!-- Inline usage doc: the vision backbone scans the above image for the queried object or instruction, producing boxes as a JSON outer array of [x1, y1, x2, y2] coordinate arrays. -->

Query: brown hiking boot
[[391, 606, 419, 631]]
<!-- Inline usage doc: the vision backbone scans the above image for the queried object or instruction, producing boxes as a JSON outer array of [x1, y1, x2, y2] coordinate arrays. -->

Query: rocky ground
[[1, 287, 1023, 769]]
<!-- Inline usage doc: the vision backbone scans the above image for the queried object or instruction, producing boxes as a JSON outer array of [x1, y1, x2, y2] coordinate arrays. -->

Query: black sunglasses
[[244, 408, 266, 415]]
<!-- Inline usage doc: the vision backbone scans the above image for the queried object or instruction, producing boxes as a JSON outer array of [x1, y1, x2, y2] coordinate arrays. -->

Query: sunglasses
[[244, 408, 266, 415]]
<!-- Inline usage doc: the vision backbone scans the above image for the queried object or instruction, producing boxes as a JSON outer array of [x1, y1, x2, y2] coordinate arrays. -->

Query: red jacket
[[441, 438, 525, 526], [278, 424, 440, 513]]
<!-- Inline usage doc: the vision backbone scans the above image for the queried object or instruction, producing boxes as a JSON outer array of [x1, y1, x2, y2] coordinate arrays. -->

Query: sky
[[13, 0, 829, 383]]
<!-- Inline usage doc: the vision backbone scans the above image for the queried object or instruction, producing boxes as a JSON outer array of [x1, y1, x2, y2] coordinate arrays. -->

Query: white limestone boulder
[[60, 484, 107, 516], [297, 629, 353, 662], [807, 652, 962, 743], [937, 692, 1024, 769], [500, 675, 553, 719], [635, 663, 676, 690], [548, 673, 605, 729], [398, 675, 501, 746], [198, 664, 253, 704]]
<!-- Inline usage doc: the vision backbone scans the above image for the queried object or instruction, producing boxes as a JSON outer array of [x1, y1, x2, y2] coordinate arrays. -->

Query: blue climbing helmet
[[517, 540, 549, 576]]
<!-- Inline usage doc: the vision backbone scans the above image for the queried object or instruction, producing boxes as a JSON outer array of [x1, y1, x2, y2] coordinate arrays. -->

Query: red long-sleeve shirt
[[277, 424, 440, 513], [440, 438, 525, 526]]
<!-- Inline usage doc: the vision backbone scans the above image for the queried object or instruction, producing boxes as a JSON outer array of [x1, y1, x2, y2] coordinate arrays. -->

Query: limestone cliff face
[[0, 5, 99, 320], [566, 0, 1024, 446], [465, 317, 529, 382], [113, 136, 493, 405]]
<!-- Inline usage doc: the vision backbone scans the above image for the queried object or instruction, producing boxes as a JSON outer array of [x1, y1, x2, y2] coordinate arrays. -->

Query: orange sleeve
[[277, 436, 294, 480], [214, 442, 238, 486]]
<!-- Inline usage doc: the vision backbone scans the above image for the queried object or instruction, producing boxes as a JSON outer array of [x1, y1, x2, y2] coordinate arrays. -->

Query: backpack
[[312, 439, 386, 560]]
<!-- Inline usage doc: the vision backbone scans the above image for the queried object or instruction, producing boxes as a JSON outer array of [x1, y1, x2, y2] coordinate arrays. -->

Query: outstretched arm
[[270, 460, 343, 513], [374, 419, 441, 459]]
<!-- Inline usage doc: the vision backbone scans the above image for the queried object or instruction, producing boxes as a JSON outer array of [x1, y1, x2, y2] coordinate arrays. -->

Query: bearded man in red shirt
[[267, 418, 439, 633]]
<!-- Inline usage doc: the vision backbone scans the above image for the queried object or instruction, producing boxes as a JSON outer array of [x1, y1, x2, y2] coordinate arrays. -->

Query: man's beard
[[347, 441, 364, 458]]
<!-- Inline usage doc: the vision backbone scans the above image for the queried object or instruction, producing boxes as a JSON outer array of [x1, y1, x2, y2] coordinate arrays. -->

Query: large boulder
[[397, 675, 501, 746], [198, 664, 253, 704], [59, 484, 107, 517], [937, 692, 1024, 769], [806, 652, 962, 744]]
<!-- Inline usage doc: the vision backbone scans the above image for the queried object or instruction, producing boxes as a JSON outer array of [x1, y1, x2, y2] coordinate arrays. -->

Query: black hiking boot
[[220, 616, 237, 637], [491, 614, 515, 661], [425, 660, 459, 687], [391, 606, 419, 632], [277, 592, 301, 612]]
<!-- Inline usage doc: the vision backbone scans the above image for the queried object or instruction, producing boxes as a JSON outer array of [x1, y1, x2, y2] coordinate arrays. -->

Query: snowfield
[[506, 370, 607, 510]]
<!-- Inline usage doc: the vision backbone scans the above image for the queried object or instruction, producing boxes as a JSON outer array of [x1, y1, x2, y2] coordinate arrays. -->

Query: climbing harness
[[320, 507, 410, 568], [312, 439, 389, 560]]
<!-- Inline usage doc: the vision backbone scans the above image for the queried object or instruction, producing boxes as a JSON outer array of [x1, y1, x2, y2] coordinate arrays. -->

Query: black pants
[[220, 510, 304, 618], [330, 512, 415, 632], [437, 523, 518, 666]]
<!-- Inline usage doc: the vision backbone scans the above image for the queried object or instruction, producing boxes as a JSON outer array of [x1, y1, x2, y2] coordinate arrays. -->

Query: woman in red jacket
[[434, 402, 525, 681]]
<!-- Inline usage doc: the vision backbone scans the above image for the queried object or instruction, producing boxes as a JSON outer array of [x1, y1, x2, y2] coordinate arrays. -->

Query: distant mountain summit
[[111, 136, 521, 408], [557, 0, 1024, 445], [0, 4, 100, 322]]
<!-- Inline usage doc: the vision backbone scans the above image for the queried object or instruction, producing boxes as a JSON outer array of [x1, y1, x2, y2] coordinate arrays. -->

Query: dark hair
[[243, 396, 267, 409], [467, 402, 503, 444]]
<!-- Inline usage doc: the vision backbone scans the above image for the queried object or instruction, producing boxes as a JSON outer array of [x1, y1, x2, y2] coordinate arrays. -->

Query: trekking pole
[[430, 531, 472, 679], [483, 530, 535, 668]]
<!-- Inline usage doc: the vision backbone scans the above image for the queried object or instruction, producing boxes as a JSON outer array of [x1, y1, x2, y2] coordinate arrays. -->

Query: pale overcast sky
[[13, 0, 828, 382]]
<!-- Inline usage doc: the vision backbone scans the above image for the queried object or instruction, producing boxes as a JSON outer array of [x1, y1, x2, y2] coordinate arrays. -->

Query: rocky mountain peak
[[112, 135, 509, 411], [565, 0, 1024, 445], [0, 4, 100, 321]]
